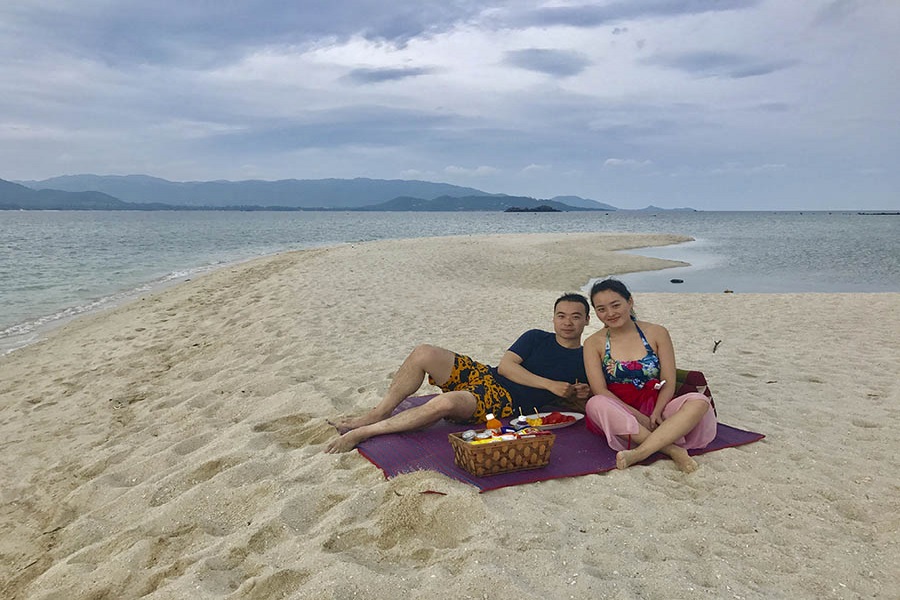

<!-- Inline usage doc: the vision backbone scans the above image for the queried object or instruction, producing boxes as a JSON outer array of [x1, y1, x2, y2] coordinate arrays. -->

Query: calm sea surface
[[1, 210, 898, 353]]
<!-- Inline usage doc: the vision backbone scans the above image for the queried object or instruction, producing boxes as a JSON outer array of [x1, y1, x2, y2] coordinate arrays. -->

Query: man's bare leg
[[326, 391, 476, 453], [330, 344, 457, 432], [615, 398, 710, 473]]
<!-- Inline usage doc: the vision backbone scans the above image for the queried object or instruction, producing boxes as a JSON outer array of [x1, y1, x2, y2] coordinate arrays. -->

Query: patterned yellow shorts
[[429, 354, 514, 424]]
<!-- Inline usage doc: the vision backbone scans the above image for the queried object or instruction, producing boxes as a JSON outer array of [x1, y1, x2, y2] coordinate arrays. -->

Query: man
[[325, 293, 591, 453]]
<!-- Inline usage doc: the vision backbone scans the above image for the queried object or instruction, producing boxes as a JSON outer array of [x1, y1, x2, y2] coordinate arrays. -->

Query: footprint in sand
[[321, 526, 375, 553], [97, 471, 141, 488], [251, 414, 334, 449], [235, 569, 312, 600], [173, 432, 216, 455], [148, 457, 240, 507], [279, 491, 343, 530], [247, 521, 293, 554], [73, 449, 130, 479]]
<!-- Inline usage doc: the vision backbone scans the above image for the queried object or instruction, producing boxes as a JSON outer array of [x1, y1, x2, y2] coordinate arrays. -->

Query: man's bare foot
[[669, 447, 699, 473], [325, 429, 369, 453], [616, 449, 639, 470], [328, 411, 386, 434]]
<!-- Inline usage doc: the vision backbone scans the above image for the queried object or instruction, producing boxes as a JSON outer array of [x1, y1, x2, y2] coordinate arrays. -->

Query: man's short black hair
[[554, 292, 590, 316]]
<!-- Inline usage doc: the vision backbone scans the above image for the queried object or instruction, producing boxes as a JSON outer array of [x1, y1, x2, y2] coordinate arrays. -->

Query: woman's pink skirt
[[585, 392, 717, 451]]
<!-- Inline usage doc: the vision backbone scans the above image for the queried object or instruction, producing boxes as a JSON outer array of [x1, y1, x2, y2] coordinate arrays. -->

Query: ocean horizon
[[1, 209, 898, 354]]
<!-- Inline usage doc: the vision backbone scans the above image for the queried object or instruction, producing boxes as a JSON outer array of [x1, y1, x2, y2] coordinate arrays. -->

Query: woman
[[583, 279, 716, 473]]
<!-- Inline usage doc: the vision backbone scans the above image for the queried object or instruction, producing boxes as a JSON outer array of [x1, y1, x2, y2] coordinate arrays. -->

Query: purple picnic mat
[[355, 395, 766, 492]]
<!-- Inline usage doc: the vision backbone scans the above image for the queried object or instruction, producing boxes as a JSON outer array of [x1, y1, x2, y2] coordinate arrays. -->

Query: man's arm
[[497, 350, 573, 399]]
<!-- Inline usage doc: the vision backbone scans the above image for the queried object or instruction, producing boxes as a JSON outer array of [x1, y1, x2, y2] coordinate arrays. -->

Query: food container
[[510, 416, 530, 429], [448, 430, 555, 477]]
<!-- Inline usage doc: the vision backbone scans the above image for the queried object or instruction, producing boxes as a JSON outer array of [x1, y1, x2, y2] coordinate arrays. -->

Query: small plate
[[513, 412, 584, 430]]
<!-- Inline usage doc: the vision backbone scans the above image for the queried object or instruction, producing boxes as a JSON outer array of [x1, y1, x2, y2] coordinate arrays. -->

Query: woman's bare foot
[[668, 447, 699, 473], [617, 446, 698, 473], [616, 449, 639, 470]]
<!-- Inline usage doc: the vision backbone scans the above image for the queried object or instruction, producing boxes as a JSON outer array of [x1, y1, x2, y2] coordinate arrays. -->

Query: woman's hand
[[636, 412, 652, 430], [649, 408, 665, 430]]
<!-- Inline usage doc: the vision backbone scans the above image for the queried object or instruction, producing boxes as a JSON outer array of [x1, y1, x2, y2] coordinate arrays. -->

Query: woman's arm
[[647, 322, 677, 426], [583, 333, 610, 396]]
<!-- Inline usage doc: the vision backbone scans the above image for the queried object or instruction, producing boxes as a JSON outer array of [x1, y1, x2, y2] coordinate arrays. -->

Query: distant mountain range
[[0, 178, 178, 210], [15, 174, 509, 209], [355, 195, 602, 212], [2, 174, 687, 212]]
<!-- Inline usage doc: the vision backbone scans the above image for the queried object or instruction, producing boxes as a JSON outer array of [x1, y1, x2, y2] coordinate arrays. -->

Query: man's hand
[[547, 381, 592, 400], [572, 383, 592, 400], [547, 381, 574, 398]]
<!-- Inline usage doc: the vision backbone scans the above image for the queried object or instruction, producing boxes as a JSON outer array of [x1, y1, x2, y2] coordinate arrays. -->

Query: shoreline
[[0, 246, 337, 357], [0, 270, 202, 356], [1, 232, 898, 598], [3, 210, 898, 355], [0, 232, 692, 357]]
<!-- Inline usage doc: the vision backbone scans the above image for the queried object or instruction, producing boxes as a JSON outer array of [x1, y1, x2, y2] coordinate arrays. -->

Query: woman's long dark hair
[[590, 278, 632, 303]]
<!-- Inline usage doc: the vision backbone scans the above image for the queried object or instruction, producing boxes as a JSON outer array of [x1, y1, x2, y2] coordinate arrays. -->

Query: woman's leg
[[585, 395, 639, 451], [616, 396, 711, 473]]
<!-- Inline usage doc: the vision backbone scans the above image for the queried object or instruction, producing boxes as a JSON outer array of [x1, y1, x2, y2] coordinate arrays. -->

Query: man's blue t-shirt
[[489, 329, 587, 413]]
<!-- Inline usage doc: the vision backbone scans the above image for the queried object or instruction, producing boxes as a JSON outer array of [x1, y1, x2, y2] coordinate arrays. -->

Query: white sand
[[1, 232, 897, 599]]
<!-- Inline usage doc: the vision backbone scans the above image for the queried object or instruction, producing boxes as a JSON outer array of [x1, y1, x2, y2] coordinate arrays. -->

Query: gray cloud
[[813, 0, 862, 25], [343, 66, 436, 84], [646, 51, 797, 79], [504, 48, 591, 77], [0, 1, 490, 67], [201, 105, 455, 153], [754, 102, 792, 113], [0, 0, 896, 210], [513, 0, 761, 28]]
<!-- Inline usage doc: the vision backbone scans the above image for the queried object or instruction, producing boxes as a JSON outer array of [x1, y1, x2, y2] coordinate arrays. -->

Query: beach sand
[[1, 232, 897, 599]]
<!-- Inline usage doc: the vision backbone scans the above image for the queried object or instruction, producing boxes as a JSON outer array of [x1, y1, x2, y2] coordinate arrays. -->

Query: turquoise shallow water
[[1, 210, 897, 353]]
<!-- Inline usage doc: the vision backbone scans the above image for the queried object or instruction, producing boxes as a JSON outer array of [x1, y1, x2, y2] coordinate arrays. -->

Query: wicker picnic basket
[[448, 431, 555, 477]]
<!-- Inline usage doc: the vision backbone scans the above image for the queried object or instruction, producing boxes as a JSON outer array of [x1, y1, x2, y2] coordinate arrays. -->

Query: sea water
[[1, 210, 897, 354]]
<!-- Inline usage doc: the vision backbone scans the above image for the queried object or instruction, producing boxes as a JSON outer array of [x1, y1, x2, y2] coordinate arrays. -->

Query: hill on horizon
[[15, 174, 616, 210], [357, 195, 603, 212], [0, 178, 173, 210]]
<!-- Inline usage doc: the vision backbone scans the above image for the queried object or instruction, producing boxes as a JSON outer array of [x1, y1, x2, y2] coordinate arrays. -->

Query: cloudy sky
[[1, 1, 897, 210]]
